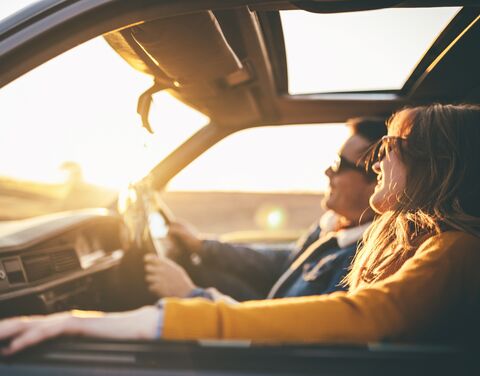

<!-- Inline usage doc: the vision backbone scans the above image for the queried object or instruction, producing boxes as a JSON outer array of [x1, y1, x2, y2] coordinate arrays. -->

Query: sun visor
[[103, 31, 155, 76], [130, 11, 243, 84], [104, 11, 261, 127], [171, 88, 260, 127]]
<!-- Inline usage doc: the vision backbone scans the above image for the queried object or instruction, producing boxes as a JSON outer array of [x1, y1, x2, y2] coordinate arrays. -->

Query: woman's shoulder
[[417, 230, 480, 259], [429, 230, 479, 244]]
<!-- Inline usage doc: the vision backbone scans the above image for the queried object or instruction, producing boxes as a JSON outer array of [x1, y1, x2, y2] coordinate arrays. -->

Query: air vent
[[22, 249, 80, 282], [22, 254, 53, 282], [51, 249, 80, 273]]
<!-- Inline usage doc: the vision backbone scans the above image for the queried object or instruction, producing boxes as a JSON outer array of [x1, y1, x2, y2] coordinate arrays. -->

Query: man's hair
[[347, 117, 387, 144], [346, 117, 388, 180]]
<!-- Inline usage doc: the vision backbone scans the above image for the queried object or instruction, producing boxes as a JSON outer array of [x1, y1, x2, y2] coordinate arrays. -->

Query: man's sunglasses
[[330, 136, 407, 179], [330, 155, 374, 178]]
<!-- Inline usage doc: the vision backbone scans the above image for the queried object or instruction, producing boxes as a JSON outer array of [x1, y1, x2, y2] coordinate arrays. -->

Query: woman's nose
[[372, 161, 381, 174]]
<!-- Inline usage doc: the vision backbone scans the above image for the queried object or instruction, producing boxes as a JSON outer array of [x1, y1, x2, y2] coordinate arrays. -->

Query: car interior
[[0, 0, 479, 375]]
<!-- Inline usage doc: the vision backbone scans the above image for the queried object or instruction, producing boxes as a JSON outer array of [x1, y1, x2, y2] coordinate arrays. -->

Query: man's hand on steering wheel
[[167, 221, 203, 255], [144, 254, 196, 298]]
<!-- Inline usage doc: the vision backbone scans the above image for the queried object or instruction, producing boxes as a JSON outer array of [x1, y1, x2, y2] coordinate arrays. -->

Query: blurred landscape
[[0, 176, 116, 220], [161, 191, 324, 236], [0, 175, 323, 237]]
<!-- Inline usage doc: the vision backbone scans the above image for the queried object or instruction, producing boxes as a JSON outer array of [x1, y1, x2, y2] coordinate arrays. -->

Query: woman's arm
[[1, 232, 478, 354], [0, 306, 159, 356], [162, 232, 480, 343]]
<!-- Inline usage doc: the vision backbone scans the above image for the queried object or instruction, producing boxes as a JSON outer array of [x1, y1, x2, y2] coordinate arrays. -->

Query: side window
[[163, 125, 349, 240], [0, 36, 206, 219]]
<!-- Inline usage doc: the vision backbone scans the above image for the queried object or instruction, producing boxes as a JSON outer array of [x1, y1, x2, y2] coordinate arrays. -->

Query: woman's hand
[[0, 306, 160, 356], [144, 254, 196, 298]]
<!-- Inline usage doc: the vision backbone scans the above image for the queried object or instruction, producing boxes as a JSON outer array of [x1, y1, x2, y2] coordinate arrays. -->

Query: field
[[0, 177, 116, 220], [0, 176, 324, 240], [161, 191, 325, 237]]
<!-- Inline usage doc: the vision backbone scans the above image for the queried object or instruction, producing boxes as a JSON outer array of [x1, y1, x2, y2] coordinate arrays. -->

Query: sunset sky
[[0, 2, 460, 192]]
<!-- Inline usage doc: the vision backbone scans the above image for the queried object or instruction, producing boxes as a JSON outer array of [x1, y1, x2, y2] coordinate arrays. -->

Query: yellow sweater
[[162, 231, 480, 343]]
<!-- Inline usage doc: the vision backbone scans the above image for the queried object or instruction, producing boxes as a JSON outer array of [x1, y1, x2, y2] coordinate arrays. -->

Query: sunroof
[[280, 7, 461, 95]]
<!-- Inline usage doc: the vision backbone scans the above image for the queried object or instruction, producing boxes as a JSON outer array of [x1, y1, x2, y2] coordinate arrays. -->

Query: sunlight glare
[[0, 36, 207, 190], [282, 7, 461, 94]]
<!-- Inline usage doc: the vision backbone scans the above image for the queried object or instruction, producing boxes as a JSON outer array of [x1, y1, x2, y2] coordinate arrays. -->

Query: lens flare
[[255, 205, 287, 230]]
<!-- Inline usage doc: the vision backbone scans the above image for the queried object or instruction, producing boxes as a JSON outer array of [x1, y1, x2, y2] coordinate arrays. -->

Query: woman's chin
[[369, 191, 386, 214]]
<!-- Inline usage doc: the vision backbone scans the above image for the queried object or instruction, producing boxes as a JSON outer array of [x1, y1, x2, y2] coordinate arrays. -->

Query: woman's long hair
[[347, 103, 480, 290]]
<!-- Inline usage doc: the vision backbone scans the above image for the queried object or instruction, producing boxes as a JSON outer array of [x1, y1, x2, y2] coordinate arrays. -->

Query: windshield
[[0, 36, 208, 220]]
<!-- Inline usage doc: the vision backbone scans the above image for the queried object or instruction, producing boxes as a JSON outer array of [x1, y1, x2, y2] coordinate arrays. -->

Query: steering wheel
[[112, 185, 178, 309], [146, 208, 171, 258]]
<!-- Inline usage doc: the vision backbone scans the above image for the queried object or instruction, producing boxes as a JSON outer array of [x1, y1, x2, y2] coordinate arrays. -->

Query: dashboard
[[0, 209, 127, 318]]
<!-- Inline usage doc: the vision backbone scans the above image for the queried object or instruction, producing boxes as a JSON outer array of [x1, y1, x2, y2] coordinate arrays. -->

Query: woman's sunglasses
[[372, 135, 407, 162], [361, 136, 407, 175]]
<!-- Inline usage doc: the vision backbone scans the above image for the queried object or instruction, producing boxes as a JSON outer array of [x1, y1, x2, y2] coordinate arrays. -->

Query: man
[[144, 118, 386, 302]]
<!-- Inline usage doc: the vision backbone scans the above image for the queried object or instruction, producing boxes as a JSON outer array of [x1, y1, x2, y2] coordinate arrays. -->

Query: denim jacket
[[189, 216, 368, 301]]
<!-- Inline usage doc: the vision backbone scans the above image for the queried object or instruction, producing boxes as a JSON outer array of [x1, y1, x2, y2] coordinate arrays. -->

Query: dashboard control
[[0, 210, 126, 315], [3, 258, 26, 284]]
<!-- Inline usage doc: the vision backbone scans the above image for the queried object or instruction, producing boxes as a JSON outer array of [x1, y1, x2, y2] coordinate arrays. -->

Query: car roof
[[1, 1, 478, 131], [103, 1, 480, 128]]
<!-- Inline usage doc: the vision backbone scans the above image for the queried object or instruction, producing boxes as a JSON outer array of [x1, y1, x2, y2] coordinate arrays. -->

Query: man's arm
[[199, 240, 291, 288], [169, 222, 292, 291]]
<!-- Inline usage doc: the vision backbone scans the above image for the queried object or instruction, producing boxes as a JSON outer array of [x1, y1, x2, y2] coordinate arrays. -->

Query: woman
[[1, 103, 479, 354]]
